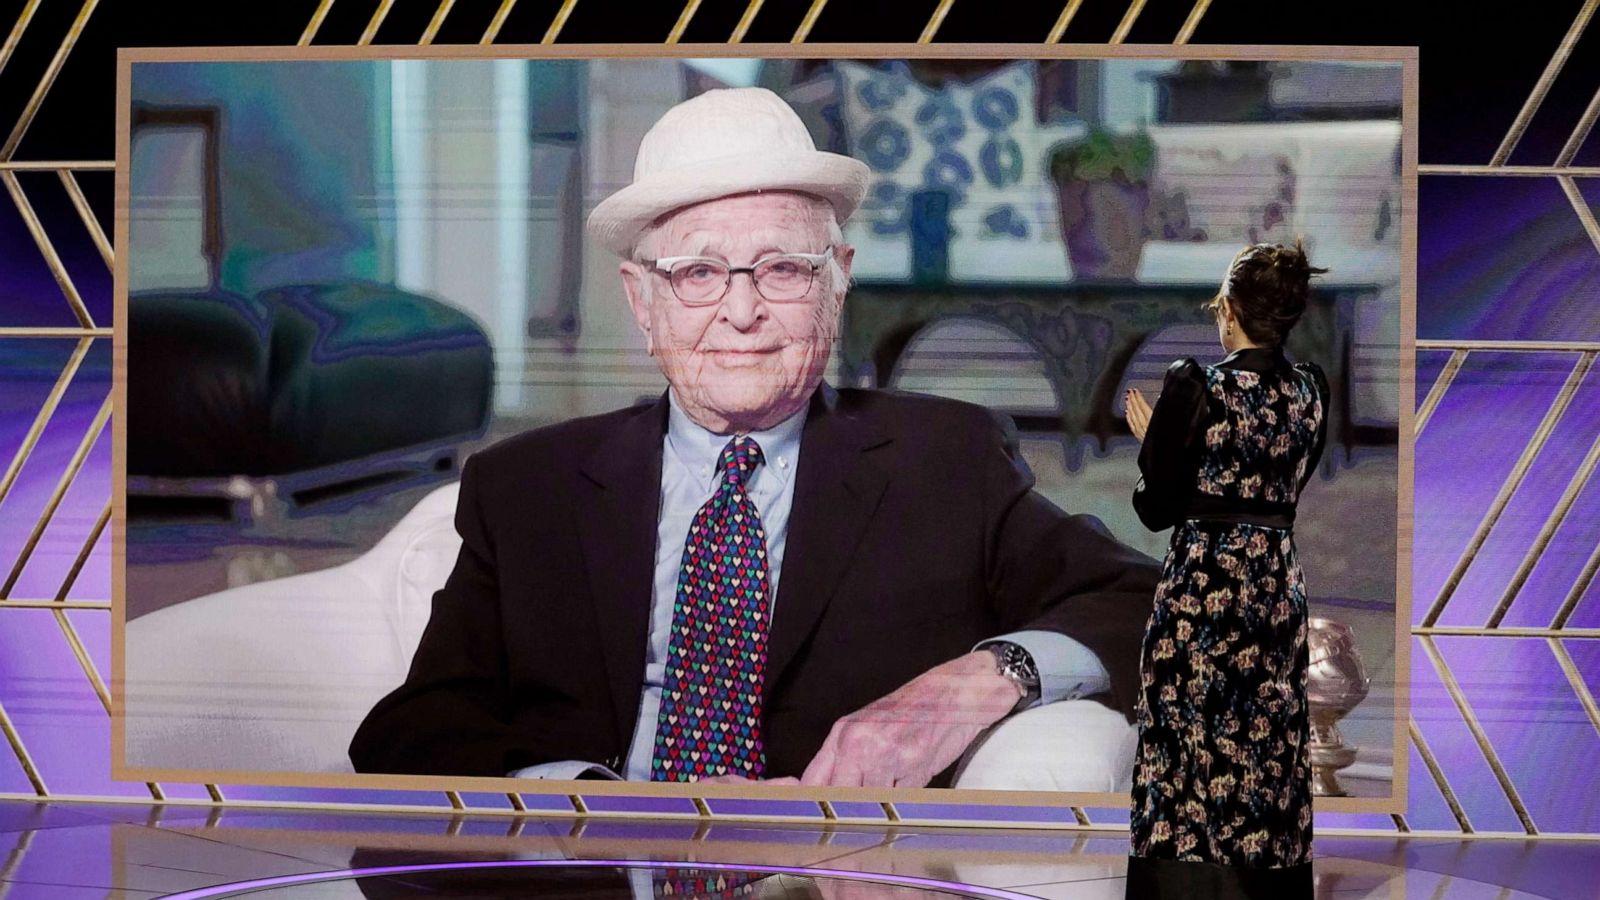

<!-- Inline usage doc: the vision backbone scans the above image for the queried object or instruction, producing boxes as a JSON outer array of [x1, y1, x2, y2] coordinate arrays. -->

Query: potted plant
[[1048, 127, 1157, 280]]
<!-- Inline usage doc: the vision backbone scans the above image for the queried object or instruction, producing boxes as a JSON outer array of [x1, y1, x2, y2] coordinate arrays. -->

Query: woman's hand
[[1125, 388, 1154, 443]]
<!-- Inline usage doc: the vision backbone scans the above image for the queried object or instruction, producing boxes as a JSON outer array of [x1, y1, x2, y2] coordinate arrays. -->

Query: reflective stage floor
[[1, 802, 1594, 899]]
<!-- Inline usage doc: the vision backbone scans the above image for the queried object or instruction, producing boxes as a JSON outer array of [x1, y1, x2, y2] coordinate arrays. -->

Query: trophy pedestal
[[1307, 617, 1371, 798]]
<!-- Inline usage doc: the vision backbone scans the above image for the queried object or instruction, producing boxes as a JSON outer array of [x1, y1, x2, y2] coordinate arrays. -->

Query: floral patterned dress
[[1126, 345, 1329, 899]]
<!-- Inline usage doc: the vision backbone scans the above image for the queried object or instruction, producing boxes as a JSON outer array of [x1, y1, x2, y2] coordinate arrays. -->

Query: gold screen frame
[[108, 41, 1417, 820]]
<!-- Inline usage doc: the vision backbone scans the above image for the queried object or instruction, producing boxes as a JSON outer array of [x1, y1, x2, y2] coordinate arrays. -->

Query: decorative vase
[[1054, 174, 1150, 281]]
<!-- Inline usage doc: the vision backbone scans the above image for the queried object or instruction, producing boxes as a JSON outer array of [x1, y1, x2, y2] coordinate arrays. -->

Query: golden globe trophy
[[1306, 616, 1371, 796]]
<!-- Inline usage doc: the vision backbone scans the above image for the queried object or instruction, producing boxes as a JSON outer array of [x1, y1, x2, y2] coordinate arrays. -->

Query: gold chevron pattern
[[0, 0, 1597, 840]]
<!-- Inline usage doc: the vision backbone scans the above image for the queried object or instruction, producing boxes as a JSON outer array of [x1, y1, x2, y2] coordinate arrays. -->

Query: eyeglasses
[[642, 247, 834, 306]]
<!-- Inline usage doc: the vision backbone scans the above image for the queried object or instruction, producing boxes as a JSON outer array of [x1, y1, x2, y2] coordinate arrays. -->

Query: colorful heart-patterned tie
[[650, 435, 770, 782]]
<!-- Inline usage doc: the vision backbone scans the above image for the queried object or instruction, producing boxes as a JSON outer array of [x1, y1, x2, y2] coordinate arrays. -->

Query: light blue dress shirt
[[510, 391, 1110, 781]]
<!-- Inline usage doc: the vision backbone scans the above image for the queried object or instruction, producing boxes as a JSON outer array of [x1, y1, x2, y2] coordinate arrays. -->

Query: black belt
[[1180, 494, 1296, 529]]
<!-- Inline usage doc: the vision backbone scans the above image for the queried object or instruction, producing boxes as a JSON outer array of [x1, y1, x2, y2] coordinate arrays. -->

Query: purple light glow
[[154, 859, 1052, 900]]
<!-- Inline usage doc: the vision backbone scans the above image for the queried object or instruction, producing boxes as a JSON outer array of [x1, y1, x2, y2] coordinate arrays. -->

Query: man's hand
[[1124, 388, 1154, 443], [799, 651, 1023, 788]]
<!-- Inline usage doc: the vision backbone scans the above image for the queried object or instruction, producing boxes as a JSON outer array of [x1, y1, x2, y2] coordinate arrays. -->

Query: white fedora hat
[[586, 87, 870, 257]]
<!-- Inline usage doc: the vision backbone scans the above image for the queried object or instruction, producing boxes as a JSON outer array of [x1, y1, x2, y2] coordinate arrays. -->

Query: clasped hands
[[1124, 387, 1153, 443], [698, 649, 1024, 788]]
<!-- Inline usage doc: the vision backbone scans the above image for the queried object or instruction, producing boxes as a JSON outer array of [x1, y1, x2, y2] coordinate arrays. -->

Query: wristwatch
[[984, 641, 1041, 712]]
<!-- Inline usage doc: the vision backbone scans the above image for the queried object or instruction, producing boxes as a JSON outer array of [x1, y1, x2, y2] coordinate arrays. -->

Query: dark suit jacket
[[349, 385, 1160, 785]]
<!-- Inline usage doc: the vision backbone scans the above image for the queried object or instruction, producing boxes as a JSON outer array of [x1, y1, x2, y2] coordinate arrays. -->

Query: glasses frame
[[642, 246, 835, 307]]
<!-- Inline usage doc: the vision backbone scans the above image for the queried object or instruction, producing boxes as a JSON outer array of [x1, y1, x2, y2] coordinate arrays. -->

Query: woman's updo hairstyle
[[1213, 236, 1329, 346]]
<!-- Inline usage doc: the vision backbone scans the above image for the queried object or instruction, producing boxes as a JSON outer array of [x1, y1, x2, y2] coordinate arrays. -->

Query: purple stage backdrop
[[1, 6, 1599, 839]]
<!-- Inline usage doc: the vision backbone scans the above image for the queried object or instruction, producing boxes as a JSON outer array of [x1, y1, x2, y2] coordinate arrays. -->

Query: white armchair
[[124, 482, 1136, 792]]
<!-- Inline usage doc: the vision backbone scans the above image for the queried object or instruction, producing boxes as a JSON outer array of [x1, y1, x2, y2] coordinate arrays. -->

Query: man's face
[[621, 192, 855, 433]]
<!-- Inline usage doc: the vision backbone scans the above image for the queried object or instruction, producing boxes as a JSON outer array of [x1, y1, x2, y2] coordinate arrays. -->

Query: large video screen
[[114, 48, 1411, 808]]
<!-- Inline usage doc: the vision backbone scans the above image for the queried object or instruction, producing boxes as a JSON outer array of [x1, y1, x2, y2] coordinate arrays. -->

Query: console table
[[839, 280, 1380, 474]]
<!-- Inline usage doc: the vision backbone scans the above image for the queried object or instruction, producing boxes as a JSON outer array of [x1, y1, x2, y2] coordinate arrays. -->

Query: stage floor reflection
[[0, 801, 1588, 898]]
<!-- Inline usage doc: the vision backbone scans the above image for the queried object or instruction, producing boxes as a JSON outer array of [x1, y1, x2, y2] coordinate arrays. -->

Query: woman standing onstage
[[1122, 239, 1331, 900]]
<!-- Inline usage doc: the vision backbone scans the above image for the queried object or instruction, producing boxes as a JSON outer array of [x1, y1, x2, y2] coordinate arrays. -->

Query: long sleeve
[[974, 630, 1110, 706], [1295, 361, 1332, 494], [509, 760, 622, 780], [980, 407, 1163, 724], [1132, 358, 1208, 532]]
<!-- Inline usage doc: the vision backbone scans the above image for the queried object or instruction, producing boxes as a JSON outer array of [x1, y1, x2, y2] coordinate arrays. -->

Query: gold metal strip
[[508, 792, 527, 812], [1392, 813, 1411, 833], [1419, 635, 1536, 833], [52, 497, 109, 602], [1414, 348, 1466, 436], [1, 171, 93, 328], [729, 0, 764, 42], [0, 337, 89, 514], [357, 0, 397, 45], [1556, 85, 1600, 168], [1109, 0, 1146, 44], [0, 828, 36, 891], [1559, 174, 1600, 257], [9, 790, 1554, 835], [45, 602, 163, 799], [1488, 0, 1598, 166], [542, 0, 578, 43], [0, 393, 112, 599], [0, 161, 114, 171], [1420, 353, 1589, 626], [1418, 626, 1600, 639], [1487, 369, 1600, 627], [568, 794, 588, 814], [1410, 716, 1472, 833], [918, 0, 955, 43], [298, 0, 336, 46], [691, 796, 712, 817], [1173, 0, 1210, 44], [881, 801, 900, 822], [206, 784, 224, 803], [49, 608, 108, 710], [482, 0, 519, 44], [792, 0, 828, 42], [1418, 164, 1600, 177], [0, 600, 110, 610], [0, 327, 109, 337], [1045, 0, 1085, 43], [667, 0, 702, 43], [419, 0, 456, 44], [1550, 638, 1600, 742], [0, 0, 96, 161], [57, 170, 111, 270], [1552, 542, 1600, 628], [818, 799, 837, 820], [0, 0, 41, 80], [0, 699, 46, 795], [445, 790, 465, 810], [1070, 806, 1089, 826], [1417, 339, 1600, 352]]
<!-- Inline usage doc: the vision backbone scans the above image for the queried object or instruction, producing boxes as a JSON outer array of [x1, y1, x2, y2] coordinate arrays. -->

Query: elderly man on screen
[[349, 87, 1159, 789]]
